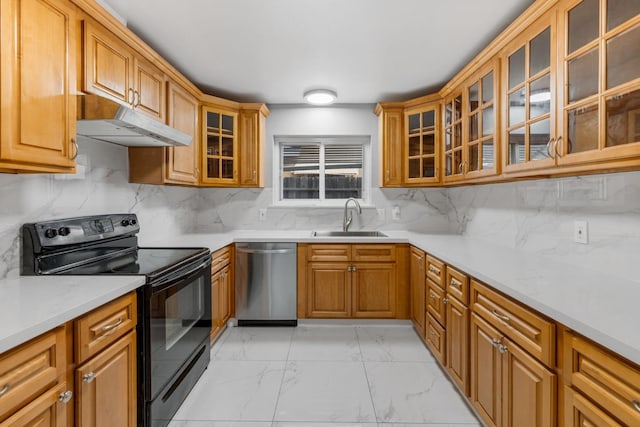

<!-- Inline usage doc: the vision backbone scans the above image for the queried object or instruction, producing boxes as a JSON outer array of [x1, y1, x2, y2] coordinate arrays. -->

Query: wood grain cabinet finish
[[404, 101, 441, 185], [426, 314, 446, 365], [563, 385, 624, 427], [426, 281, 446, 326], [238, 105, 268, 187], [74, 292, 136, 363], [75, 331, 136, 427], [409, 247, 426, 337], [426, 255, 445, 287], [446, 294, 469, 395], [446, 266, 469, 305], [211, 246, 233, 341], [563, 329, 640, 426], [471, 279, 555, 367], [375, 103, 404, 187], [0, 327, 67, 423], [83, 19, 165, 121], [0, 0, 77, 173], [200, 105, 238, 186], [470, 313, 502, 427], [299, 244, 407, 319]]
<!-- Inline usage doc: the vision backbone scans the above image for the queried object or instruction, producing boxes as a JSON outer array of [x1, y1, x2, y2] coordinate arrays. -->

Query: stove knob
[[58, 227, 71, 236], [121, 219, 130, 227], [131, 219, 137, 225], [44, 228, 58, 239]]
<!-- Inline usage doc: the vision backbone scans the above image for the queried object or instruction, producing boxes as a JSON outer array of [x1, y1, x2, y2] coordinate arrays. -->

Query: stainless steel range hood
[[76, 94, 192, 147]]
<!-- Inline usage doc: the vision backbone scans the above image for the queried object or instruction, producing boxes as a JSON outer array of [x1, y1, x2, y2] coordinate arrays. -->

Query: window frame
[[273, 135, 372, 207]]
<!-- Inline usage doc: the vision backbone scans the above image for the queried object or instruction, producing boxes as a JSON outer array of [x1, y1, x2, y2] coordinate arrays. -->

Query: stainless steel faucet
[[343, 198, 362, 232]]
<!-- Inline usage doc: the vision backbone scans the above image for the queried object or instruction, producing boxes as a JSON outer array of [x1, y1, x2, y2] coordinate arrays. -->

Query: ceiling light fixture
[[303, 89, 337, 105]]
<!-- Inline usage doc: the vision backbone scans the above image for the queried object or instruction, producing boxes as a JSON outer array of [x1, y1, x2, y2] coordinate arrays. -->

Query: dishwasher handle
[[236, 248, 294, 255]]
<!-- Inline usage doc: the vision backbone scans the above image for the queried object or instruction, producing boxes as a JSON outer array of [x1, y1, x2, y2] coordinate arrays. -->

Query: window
[[274, 136, 371, 206]]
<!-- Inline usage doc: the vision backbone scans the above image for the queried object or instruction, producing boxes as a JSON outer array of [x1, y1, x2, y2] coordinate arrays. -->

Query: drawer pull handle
[[430, 294, 438, 300], [0, 384, 9, 397], [101, 317, 123, 332], [633, 399, 640, 412], [428, 266, 438, 273], [450, 279, 461, 288], [492, 309, 510, 323], [58, 390, 73, 404], [83, 372, 95, 383]]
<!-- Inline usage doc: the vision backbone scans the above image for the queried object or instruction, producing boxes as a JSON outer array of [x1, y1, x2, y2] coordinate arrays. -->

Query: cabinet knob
[[443, 297, 448, 305], [82, 372, 95, 383], [491, 338, 501, 347], [58, 390, 73, 404], [0, 383, 10, 397], [497, 343, 508, 354]]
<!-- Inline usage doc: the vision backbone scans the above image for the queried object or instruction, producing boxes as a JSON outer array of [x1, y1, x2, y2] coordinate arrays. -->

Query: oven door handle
[[151, 259, 211, 289]]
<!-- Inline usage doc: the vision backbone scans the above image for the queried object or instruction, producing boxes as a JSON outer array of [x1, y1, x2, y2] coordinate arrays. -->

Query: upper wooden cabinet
[[405, 102, 441, 185], [128, 80, 200, 186], [238, 105, 268, 187], [556, 0, 640, 168], [375, 103, 404, 187], [201, 105, 238, 186], [501, 10, 557, 175], [0, 0, 77, 173], [82, 19, 166, 122]]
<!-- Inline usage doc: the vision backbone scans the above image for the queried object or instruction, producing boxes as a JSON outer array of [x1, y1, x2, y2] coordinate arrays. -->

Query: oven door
[[142, 255, 211, 400]]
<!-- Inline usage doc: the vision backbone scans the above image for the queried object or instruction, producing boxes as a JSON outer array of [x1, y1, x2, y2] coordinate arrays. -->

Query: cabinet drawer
[[427, 281, 446, 327], [0, 327, 66, 422], [471, 280, 555, 367], [426, 255, 444, 289], [563, 331, 640, 427], [446, 266, 469, 305], [212, 245, 231, 274], [351, 244, 396, 262], [307, 244, 351, 262], [75, 292, 137, 363], [426, 313, 446, 365], [564, 386, 623, 427], [0, 381, 69, 426]]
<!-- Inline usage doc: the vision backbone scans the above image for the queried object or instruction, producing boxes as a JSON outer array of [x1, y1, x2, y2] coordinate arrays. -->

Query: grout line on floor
[[268, 326, 295, 423], [355, 326, 381, 424]]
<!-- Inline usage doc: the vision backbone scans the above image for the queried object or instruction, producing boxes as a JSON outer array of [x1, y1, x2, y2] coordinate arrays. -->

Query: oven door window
[[164, 279, 204, 351]]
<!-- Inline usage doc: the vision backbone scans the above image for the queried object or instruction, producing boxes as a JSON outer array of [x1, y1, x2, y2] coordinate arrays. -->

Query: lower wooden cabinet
[[470, 312, 556, 427], [446, 294, 469, 395], [409, 247, 426, 336], [0, 381, 70, 427], [299, 244, 408, 319], [211, 246, 233, 341], [74, 331, 136, 427], [563, 386, 624, 427], [426, 313, 446, 365]]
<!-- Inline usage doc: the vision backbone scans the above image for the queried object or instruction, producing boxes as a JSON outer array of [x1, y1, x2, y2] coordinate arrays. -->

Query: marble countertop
[[3, 229, 638, 367], [0, 275, 145, 353], [144, 229, 640, 366]]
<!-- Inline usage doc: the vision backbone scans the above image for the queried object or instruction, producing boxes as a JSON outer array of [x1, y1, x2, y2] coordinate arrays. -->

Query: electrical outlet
[[574, 220, 588, 244], [391, 206, 401, 221], [259, 208, 267, 221], [376, 208, 385, 219]]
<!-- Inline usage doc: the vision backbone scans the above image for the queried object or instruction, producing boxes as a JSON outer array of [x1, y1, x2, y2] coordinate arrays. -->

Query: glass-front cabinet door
[[201, 106, 238, 185], [443, 93, 464, 180], [405, 103, 440, 185], [502, 10, 557, 174], [558, 0, 640, 165]]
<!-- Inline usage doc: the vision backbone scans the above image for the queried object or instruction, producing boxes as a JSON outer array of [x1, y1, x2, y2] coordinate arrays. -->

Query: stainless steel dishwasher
[[235, 242, 297, 326]]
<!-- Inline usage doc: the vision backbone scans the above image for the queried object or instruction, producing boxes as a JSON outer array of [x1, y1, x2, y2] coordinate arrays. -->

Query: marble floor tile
[[356, 326, 435, 362], [365, 362, 478, 424], [213, 327, 293, 361], [274, 361, 376, 423], [172, 360, 285, 421], [169, 422, 272, 427], [288, 325, 361, 361]]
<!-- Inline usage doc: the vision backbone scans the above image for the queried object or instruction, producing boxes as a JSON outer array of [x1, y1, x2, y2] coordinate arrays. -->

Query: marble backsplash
[[0, 140, 199, 279], [447, 171, 640, 282]]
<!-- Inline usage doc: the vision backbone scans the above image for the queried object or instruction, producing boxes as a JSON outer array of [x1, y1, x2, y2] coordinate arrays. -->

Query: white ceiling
[[102, 0, 534, 104]]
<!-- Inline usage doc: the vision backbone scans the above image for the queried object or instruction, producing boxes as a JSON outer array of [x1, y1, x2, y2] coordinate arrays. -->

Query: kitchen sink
[[312, 230, 388, 237]]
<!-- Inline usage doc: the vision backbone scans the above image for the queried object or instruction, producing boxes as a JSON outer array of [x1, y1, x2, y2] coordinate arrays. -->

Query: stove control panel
[[29, 214, 140, 247]]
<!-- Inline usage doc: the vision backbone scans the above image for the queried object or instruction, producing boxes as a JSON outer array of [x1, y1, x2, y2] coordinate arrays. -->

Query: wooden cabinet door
[[132, 56, 166, 122], [238, 108, 266, 187], [219, 265, 232, 327], [405, 103, 440, 185], [83, 19, 133, 105], [0, 382, 69, 427], [211, 270, 222, 338], [470, 313, 502, 427], [0, 0, 76, 172], [376, 105, 404, 186], [564, 386, 624, 427], [426, 281, 446, 327], [446, 295, 469, 396], [351, 262, 396, 318], [502, 336, 556, 427], [75, 331, 136, 427], [307, 262, 351, 318], [201, 107, 238, 185], [166, 81, 199, 184], [410, 248, 426, 336]]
